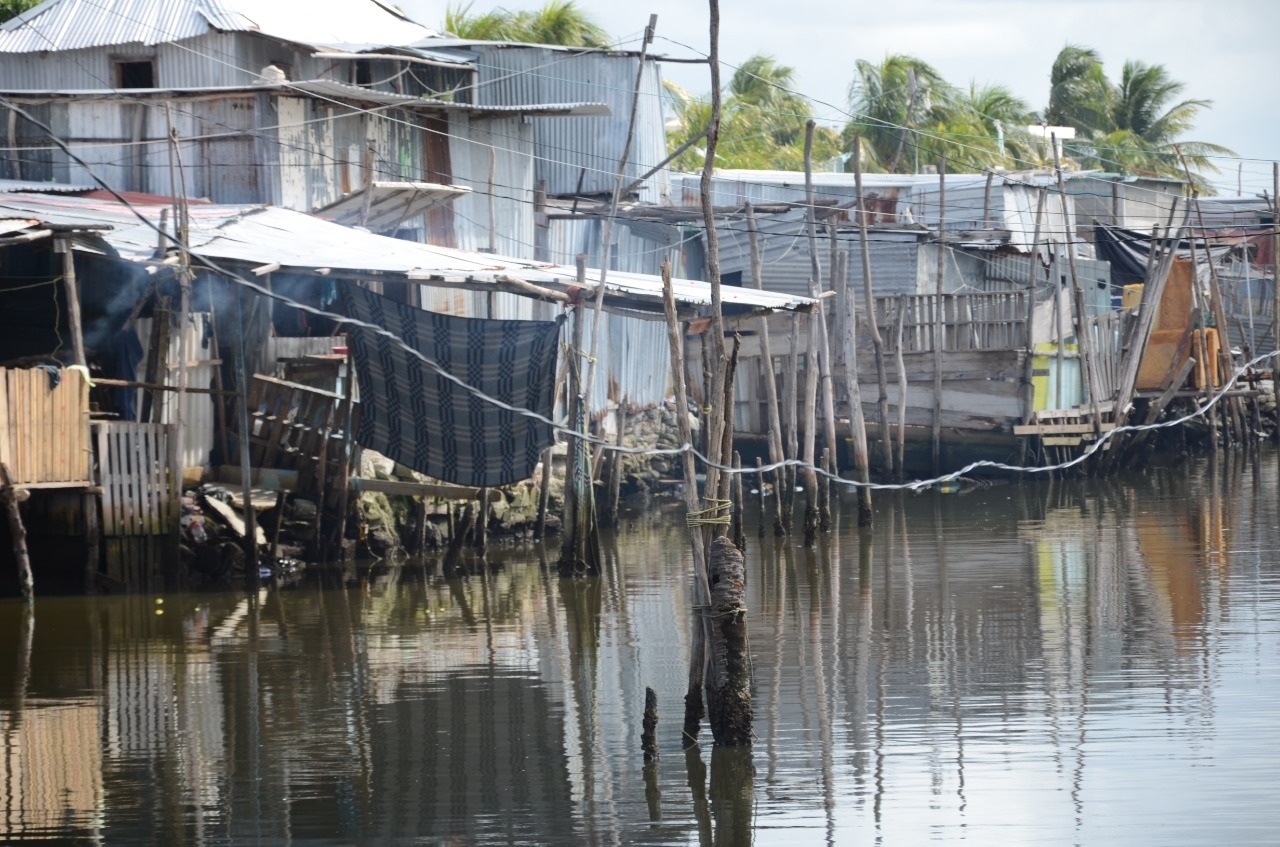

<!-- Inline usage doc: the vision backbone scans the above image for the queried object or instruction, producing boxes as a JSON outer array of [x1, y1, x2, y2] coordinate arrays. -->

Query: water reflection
[[0, 456, 1278, 844]]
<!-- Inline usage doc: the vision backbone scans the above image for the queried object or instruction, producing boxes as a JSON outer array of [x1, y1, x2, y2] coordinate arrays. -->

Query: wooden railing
[[873, 292, 1029, 354]]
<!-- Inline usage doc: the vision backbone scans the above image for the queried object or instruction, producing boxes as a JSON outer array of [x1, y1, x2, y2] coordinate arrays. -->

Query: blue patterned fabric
[[339, 283, 563, 486]]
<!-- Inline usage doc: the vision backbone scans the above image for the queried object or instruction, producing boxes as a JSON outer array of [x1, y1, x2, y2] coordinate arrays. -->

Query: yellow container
[[1122, 283, 1145, 311]]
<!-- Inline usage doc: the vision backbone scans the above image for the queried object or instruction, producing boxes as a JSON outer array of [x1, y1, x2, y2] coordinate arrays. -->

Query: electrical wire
[[5, 94, 1273, 500]]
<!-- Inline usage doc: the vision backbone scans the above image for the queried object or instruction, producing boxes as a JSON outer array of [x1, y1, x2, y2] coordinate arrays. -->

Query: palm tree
[[664, 58, 840, 172], [1043, 45, 1112, 133], [845, 54, 957, 173], [1041, 47, 1232, 186], [444, 1, 611, 48]]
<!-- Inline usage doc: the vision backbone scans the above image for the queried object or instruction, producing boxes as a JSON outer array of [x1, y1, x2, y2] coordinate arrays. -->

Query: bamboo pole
[[782, 313, 799, 532], [584, 15, 658, 413], [840, 249, 873, 527], [1017, 188, 1047, 467], [662, 258, 714, 748], [1051, 137, 1105, 441], [1273, 163, 1279, 377], [932, 155, 946, 472], [754, 456, 767, 538], [853, 137, 894, 476], [731, 451, 745, 551], [800, 121, 824, 545], [1177, 147, 1245, 444], [893, 296, 907, 477], [559, 255, 600, 576], [745, 205, 786, 536]]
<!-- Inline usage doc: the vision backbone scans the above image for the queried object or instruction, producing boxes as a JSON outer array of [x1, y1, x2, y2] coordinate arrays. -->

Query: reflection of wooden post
[[1, 464, 33, 604]]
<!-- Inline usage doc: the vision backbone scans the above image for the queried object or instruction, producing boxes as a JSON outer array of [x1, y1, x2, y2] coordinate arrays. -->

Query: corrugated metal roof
[[1, 80, 606, 116], [0, 179, 96, 194], [312, 181, 470, 230], [0, 0, 437, 54], [0, 192, 812, 316]]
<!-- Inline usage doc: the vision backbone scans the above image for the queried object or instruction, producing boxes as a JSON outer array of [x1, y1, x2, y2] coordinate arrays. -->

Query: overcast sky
[[399, 0, 1278, 195]]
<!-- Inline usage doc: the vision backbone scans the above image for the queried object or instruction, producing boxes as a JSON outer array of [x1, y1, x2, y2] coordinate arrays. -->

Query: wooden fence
[[873, 291, 1029, 354], [0, 367, 91, 487]]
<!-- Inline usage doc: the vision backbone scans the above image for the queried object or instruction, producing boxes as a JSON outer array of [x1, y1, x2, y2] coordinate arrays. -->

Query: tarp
[[340, 283, 563, 487], [1093, 223, 1235, 288]]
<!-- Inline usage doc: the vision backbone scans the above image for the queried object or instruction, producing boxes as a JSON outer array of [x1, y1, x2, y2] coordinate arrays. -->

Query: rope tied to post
[[686, 499, 731, 526]]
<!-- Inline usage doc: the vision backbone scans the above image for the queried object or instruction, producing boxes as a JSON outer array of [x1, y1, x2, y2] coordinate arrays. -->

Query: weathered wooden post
[[932, 154, 947, 473], [745, 204, 786, 536], [731, 451, 745, 552], [800, 122, 825, 546], [1, 464, 33, 604], [662, 261, 713, 747], [559, 255, 601, 577], [839, 249, 874, 527], [1051, 136, 1105, 441], [642, 686, 659, 762], [754, 456, 767, 538], [853, 137, 895, 478], [705, 535, 752, 745]]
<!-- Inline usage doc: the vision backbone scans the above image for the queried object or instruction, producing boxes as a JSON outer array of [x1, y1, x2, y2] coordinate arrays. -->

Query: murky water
[[3, 454, 1280, 845]]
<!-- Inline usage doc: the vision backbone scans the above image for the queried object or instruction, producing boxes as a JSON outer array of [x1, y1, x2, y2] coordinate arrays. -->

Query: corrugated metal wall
[[469, 46, 669, 203], [447, 114, 535, 258]]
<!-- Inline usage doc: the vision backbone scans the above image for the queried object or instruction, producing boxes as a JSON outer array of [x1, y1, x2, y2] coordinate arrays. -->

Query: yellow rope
[[686, 498, 731, 526]]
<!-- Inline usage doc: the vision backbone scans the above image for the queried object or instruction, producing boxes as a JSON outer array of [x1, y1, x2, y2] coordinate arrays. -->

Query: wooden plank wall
[[94, 422, 173, 536], [0, 367, 91, 486]]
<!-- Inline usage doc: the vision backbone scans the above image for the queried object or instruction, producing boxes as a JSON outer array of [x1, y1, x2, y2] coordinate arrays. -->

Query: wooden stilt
[[894, 295, 908, 479], [754, 456, 767, 539], [731, 451, 745, 552], [853, 138, 895, 476], [536, 446, 552, 539], [800, 123, 823, 547], [818, 446, 831, 533], [1, 465, 33, 604], [932, 155, 947, 474], [705, 535, 751, 746], [745, 205, 786, 534], [642, 686, 659, 763], [662, 259, 713, 749], [840, 252, 874, 527], [1052, 137, 1105, 442]]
